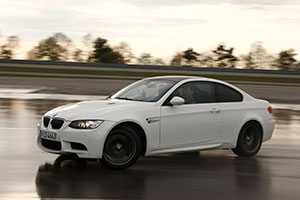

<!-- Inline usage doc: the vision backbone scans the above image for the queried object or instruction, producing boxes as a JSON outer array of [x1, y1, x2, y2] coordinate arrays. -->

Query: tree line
[[0, 32, 299, 70]]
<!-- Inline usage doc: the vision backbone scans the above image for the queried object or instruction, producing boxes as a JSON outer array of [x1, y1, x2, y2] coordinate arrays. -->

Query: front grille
[[43, 117, 50, 127], [51, 118, 64, 129], [71, 142, 88, 151], [41, 138, 61, 151]]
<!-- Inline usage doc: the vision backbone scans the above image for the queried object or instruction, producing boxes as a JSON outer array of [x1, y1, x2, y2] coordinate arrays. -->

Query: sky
[[0, 0, 300, 61]]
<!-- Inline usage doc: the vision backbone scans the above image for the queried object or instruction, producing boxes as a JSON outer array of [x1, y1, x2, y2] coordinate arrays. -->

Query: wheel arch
[[231, 119, 264, 156], [107, 120, 147, 156], [239, 119, 264, 140]]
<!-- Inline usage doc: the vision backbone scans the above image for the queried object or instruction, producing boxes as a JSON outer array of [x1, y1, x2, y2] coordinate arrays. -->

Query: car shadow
[[35, 151, 270, 199]]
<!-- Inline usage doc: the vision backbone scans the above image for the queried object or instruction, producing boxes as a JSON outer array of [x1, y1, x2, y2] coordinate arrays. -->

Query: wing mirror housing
[[169, 96, 185, 106]]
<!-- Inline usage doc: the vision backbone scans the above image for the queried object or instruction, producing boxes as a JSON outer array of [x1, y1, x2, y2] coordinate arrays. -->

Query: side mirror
[[169, 96, 185, 106]]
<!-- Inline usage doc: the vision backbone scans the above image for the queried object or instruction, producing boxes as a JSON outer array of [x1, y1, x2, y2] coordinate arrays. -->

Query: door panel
[[160, 103, 222, 147]]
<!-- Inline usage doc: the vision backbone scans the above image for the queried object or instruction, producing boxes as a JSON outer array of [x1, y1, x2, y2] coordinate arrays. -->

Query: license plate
[[41, 131, 57, 140]]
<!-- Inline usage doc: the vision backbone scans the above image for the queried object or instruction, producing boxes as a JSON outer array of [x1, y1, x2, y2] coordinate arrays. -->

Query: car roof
[[144, 76, 243, 91], [144, 76, 203, 82]]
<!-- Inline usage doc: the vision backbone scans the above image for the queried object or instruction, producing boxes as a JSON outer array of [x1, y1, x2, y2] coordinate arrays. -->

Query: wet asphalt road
[[0, 99, 300, 199]]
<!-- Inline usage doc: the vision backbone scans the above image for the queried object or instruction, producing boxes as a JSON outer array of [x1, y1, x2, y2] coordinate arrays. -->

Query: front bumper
[[37, 119, 116, 159]]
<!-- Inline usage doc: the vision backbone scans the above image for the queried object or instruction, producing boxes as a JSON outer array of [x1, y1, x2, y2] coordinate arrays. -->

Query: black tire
[[232, 122, 262, 157], [100, 126, 141, 169]]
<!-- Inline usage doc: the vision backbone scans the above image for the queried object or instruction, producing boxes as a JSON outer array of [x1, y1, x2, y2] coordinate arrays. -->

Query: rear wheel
[[100, 126, 141, 169], [232, 122, 262, 157]]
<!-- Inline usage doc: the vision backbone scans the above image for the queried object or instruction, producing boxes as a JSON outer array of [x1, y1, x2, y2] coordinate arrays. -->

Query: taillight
[[267, 106, 273, 114]]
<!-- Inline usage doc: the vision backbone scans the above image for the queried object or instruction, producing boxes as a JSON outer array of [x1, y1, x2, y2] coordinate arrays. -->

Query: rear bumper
[[262, 118, 275, 142], [37, 120, 116, 159]]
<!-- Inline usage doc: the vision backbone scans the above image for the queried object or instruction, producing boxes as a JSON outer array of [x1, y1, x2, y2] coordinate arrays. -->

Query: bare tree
[[114, 42, 135, 64], [170, 52, 184, 66], [136, 53, 153, 65], [241, 41, 274, 69], [53, 33, 73, 60], [154, 58, 165, 65], [73, 48, 85, 62], [0, 35, 20, 59], [198, 52, 214, 68], [136, 53, 165, 65], [27, 35, 68, 61], [82, 33, 93, 62]]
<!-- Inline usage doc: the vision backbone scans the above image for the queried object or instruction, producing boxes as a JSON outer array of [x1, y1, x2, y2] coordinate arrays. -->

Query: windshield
[[111, 79, 177, 102]]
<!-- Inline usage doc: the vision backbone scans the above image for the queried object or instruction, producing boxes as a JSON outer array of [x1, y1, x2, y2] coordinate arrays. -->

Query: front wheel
[[232, 122, 262, 157], [100, 126, 141, 169]]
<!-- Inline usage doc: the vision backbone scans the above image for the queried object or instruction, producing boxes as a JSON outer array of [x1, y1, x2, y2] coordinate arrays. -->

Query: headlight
[[69, 120, 103, 129]]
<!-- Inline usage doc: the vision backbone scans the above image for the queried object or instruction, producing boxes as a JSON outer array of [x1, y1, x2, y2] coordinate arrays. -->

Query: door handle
[[210, 108, 221, 113]]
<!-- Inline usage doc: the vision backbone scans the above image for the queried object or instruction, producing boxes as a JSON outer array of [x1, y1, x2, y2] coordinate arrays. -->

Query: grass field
[[1, 65, 300, 86]]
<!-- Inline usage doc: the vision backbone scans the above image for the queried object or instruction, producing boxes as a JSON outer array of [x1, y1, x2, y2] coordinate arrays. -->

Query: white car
[[37, 76, 275, 169]]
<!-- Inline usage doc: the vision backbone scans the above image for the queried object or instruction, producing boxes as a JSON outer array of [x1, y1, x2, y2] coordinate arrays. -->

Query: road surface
[[0, 98, 299, 199]]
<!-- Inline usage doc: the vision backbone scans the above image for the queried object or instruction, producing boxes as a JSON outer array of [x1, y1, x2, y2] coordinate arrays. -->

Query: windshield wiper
[[115, 97, 136, 101]]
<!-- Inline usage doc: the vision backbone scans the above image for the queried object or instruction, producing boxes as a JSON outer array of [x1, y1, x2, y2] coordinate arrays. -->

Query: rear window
[[214, 83, 243, 102]]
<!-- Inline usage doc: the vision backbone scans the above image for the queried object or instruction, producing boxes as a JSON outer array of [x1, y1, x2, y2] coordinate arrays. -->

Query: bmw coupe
[[37, 76, 275, 169]]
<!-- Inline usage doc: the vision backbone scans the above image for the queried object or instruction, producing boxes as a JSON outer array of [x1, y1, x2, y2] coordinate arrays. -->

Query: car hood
[[45, 99, 155, 121]]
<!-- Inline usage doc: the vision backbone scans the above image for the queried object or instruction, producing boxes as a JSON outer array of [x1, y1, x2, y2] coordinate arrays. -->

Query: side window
[[168, 82, 215, 104], [214, 83, 243, 102]]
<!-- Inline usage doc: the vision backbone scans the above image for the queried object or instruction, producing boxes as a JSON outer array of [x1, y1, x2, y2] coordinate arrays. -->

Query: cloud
[[274, 18, 300, 24], [122, 0, 300, 7], [1, 0, 300, 60], [230, 0, 300, 5]]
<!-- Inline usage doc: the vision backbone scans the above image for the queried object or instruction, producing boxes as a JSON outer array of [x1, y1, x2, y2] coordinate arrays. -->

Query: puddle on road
[[0, 98, 299, 140], [0, 99, 300, 128], [0, 98, 299, 128]]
